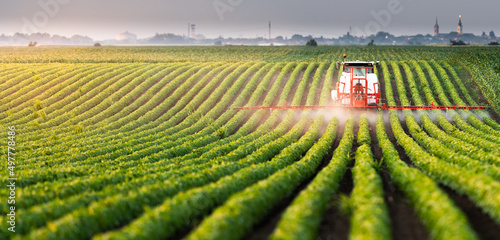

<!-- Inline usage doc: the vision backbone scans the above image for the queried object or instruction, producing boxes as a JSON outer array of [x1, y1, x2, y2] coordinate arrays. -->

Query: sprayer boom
[[232, 103, 487, 111]]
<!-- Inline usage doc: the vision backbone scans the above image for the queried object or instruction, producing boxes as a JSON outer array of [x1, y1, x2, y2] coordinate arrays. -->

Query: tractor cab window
[[367, 68, 374, 74], [343, 68, 351, 73], [353, 68, 365, 77]]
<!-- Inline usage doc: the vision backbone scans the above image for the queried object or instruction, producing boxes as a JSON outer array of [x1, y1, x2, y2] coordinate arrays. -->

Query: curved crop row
[[270, 117, 354, 240], [375, 114, 478, 240], [348, 116, 391, 240], [20, 62, 317, 240]]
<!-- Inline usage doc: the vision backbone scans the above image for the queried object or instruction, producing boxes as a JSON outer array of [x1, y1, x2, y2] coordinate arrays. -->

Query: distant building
[[457, 15, 463, 35], [434, 17, 439, 37], [116, 31, 137, 42]]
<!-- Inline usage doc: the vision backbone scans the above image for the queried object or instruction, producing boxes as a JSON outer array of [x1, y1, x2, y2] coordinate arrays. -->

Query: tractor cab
[[332, 60, 380, 107]]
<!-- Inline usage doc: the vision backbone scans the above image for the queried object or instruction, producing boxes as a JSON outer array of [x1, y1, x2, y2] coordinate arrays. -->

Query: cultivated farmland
[[0, 46, 499, 240]]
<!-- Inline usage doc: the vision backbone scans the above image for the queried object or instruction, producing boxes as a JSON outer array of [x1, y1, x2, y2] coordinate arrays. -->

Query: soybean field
[[1, 46, 500, 240]]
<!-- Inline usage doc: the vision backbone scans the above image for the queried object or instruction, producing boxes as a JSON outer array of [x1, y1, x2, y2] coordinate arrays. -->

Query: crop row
[[269, 117, 353, 240], [19, 61, 319, 239], [12, 63, 253, 188], [0, 62, 310, 236], [381, 62, 500, 225], [0, 62, 293, 235], [7, 64, 116, 125], [390, 61, 500, 171], [375, 114, 478, 240], [348, 116, 391, 240]]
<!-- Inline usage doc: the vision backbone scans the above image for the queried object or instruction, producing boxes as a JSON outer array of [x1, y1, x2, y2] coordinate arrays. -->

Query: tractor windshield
[[353, 68, 365, 77]]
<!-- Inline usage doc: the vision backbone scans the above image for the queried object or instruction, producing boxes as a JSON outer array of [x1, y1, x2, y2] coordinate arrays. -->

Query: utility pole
[[269, 21, 271, 40]]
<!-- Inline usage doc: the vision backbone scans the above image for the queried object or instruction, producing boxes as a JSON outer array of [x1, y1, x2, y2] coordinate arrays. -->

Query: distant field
[[0, 46, 499, 240], [0, 45, 498, 63]]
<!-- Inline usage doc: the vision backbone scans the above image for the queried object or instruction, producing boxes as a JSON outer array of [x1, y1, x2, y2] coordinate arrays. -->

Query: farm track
[[0, 55, 499, 240]]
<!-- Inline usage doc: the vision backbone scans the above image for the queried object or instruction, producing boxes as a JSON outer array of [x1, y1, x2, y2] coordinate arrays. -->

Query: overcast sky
[[0, 0, 498, 40]]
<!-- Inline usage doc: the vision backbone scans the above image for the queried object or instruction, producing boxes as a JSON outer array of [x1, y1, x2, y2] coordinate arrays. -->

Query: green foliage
[[270, 117, 351, 240], [349, 115, 391, 240], [376, 114, 479, 240], [450, 40, 468, 45], [0, 47, 499, 240], [305, 39, 318, 46]]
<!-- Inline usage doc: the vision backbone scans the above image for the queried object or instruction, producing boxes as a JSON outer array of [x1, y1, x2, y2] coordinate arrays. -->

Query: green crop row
[[380, 61, 396, 107], [14, 63, 259, 189], [19, 63, 217, 167], [0, 65, 61, 106], [0, 63, 290, 235], [349, 116, 391, 240], [429, 60, 499, 135], [182, 115, 333, 240], [20, 62, 191, 143], [406, 114, 500, 180], [397, 61, 500, 169], [375, 114, 478, 240], [1, 61, 300, 232], [19, 61, 316, 240], [419, 61, 500, 143], [383, 66, 500, 224], [270, 117, 354, 240], [21, 63, 150, 133], [454, 52, 500, 115], [407, 61, 500, 149], [0, 64, 95, 115], [6, 64, 113, 125], [5, 64, 265, 208], [442, 60, 500, 130], [390, 112, 500, 225], [384, 61, 500, 229], [94, 112, 317, 240], [17, 116, 299, 240]]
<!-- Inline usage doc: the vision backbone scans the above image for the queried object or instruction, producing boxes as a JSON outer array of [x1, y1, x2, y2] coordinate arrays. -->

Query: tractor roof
[[343, 61, 375, 67]]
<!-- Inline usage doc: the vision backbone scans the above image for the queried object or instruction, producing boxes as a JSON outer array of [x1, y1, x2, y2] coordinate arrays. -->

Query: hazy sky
[[0, 0, 498, 40]]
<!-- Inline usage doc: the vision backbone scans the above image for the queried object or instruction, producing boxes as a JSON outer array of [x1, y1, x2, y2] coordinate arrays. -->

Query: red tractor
[[332, 60, 380, 107]]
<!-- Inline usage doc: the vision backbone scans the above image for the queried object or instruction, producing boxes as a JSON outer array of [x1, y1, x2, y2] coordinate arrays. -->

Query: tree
[[367, 39, 375, 46], [450, 40, 468, 46], [28, 41, 37, 47], [305, 39, 317, 46], [94, 43, 101, 47], [291, 34, 305, 41], [482, 31, 487, 37], [376, 31, 391, 38], [490, 30, 496, 39]]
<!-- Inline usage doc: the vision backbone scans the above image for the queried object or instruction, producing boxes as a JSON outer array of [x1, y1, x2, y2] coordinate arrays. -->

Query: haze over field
[[0, 0, 498, 40]]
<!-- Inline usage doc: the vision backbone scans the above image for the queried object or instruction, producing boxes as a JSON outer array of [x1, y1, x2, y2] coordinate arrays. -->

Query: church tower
[[457, 15, 463, 35], [434, 17, 439, 37]]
